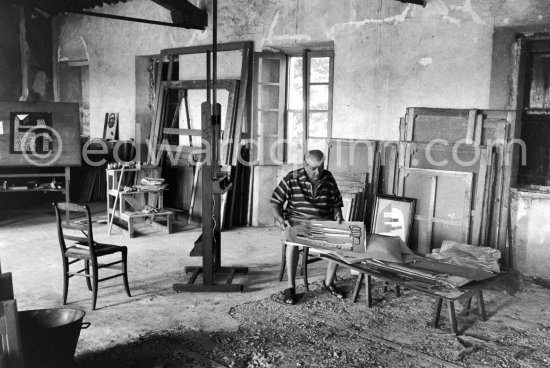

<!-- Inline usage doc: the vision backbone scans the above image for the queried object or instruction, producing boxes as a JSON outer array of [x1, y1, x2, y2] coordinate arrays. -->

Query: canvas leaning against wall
[[371, 195, 416, 246], [9, 112, 52, 154], [103, 113, 119, 141]]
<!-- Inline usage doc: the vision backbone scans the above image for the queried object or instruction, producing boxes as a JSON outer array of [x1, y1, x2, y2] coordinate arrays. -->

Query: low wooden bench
[[321, 255, 488, 335], [115, 209, 173, 238]]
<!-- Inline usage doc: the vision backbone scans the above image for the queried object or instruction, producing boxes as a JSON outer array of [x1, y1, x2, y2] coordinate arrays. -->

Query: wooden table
[[320, 254, 488, 335]]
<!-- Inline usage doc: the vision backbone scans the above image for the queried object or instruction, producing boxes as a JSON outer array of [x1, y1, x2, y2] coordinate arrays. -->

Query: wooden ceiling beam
[[150, 0, 207, 30], [0, 0, 206, 29]]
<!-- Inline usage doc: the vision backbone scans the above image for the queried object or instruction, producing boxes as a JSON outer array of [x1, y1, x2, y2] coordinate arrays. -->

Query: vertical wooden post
[[19, 6, 29, 100], [52, 15, 60, 102], [201, 102, 214, 285]]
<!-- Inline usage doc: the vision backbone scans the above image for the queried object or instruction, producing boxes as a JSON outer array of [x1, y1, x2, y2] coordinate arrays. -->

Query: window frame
[[286, 49, 334, 162]]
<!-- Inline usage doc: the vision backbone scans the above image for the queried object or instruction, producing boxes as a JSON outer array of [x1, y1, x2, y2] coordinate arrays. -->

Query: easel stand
[[172, 102, 247, 292], [172, 0, 247, 291]]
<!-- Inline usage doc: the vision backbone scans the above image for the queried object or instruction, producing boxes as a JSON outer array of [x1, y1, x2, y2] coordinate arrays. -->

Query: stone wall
[[56, 0, 550, 140]]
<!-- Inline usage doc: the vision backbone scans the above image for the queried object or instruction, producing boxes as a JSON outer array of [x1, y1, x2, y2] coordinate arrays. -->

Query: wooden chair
[[279, 243, 323, 291], [53, 202, 131, 310]]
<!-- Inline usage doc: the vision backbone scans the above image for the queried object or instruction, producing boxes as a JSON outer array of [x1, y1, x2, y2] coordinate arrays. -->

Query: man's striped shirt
[[271, 168, 343, 220]]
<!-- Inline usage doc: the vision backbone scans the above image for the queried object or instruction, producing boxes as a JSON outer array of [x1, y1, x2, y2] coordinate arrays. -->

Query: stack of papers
[[136, 177, 167, 191]]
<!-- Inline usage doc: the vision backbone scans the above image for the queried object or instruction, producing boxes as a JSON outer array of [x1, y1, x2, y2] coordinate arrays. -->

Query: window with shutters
[[253, 49, 334, 165]]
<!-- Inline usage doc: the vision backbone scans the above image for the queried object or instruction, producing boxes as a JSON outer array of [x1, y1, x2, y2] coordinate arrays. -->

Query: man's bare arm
[[271, 203, 289, 230], [334, 207, 344, 223]]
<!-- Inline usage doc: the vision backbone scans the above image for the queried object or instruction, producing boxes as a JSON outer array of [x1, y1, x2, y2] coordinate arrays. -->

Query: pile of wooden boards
[[397, 107, 517, 259], [326, 139, 399, 231], [286, 107, 517, 261]]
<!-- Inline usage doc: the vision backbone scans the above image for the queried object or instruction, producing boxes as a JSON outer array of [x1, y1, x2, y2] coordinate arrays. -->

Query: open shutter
[[252, 52, 287, 165]]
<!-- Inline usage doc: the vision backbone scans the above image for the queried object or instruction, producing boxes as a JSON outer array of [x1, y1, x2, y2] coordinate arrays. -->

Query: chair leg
[[477, 290, 486, 321], [463, 297, 473, 316], [352, 273, 365, 303], [62, 258, 69, 305], [85, 260, 92, 291], [278, 243, 286, 282], [432, 298, 443, 328], [122, 249, 131, 297], [302, 247, 309, 292], [365, 275, 373, 308], [447, 300, 458, 334], [92, 267, 99, 311]]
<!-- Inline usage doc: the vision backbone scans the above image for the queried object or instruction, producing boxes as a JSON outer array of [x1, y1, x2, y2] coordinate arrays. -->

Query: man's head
[[303, 150, 325, 182]]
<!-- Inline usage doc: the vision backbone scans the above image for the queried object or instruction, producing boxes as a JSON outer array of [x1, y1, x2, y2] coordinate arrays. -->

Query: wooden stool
[[432, 289, 486, 334], [125, 210, 173, 238], [352, 273, 401, 307]]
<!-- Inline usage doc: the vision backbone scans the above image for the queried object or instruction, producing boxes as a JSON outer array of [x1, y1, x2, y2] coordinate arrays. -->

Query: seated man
[[271, 149, 345, 304]]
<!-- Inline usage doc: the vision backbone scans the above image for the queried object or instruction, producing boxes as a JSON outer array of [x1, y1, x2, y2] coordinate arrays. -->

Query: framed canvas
[[103, 112, 119, 140], [371, 194, 416, 246], [9, 112, 52, 154]]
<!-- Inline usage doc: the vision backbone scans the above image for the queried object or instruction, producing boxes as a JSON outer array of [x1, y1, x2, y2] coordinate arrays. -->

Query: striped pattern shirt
[[271, 168, 343, 220]]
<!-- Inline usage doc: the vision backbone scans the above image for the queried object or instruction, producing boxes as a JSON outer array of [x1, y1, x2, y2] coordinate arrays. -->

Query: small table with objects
[[320, 254, 496, 335]]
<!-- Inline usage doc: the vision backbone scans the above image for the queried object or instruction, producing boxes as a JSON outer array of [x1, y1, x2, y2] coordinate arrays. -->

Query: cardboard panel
[[327, 139, 377, 172], [432, 223, 464, 249], [400, 168, 473, 254], [404, 142, 490, 245]]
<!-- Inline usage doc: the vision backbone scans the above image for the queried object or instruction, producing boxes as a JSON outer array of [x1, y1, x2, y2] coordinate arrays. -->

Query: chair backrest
[[52, 202, 97, 258], [0, 300, 24, 368]]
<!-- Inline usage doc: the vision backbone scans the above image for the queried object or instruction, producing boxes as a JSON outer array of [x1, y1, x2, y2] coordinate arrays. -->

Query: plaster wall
[[510, 189, 550, 279], [57, 0, 550, 141], [56, 0, 550, 228], [0, 4, 21, 101]]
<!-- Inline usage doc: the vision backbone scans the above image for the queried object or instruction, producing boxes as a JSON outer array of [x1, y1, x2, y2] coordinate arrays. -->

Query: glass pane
[[288, 57, 303, 110], [259, 85, 279, 109], [261, 58, 280, 83], [309, 85, 329, 110], [307, 138, 327, 154], [308, 112, 328, 137], [261, 136, 282, 164], [287, 111, 304, 163], [259, 111, 279, 135], [310, 57, 330, 83]]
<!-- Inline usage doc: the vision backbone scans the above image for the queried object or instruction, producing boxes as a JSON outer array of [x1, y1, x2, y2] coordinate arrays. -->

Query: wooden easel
[[172, 0, 247, 292], [172, 103, 247, 292]]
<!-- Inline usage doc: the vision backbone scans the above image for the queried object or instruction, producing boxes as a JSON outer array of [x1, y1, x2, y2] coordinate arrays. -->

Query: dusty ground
[[76, 275, 550, 368], [2, 204, 550, 368]]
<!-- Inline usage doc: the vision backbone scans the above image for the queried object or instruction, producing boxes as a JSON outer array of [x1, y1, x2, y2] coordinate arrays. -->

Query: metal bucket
[[18, 308, 90, 368]]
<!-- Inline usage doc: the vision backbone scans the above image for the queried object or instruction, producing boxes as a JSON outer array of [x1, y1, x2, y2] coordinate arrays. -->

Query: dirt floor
[[75, 274, 550, 368], [2, 204, 550, 368]]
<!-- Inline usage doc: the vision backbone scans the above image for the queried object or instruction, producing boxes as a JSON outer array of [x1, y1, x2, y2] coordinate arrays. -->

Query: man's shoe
[[322, 281, 344, 299]]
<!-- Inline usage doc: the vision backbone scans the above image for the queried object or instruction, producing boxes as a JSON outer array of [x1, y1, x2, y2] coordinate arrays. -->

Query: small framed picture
[[371, 194, 416, 246], [103, 113, 119, 140], [9, 112, 53, 154]]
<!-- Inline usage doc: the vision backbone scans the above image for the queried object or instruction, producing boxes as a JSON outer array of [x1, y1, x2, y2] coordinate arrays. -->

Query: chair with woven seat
[[53, 202, 131, 310], [279, 242, 323, 291]]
